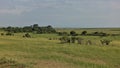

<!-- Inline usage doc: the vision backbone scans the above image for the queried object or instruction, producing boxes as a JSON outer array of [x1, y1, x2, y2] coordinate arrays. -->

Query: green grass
[[0, 28, 120, 68]]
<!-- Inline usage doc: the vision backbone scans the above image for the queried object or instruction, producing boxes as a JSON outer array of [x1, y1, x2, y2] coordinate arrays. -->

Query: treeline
[[1, 24, 56, 34], [0, 24, 119, 36], [57, 30, 120, 36]]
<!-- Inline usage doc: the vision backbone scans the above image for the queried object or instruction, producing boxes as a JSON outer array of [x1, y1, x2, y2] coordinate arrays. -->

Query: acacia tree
[[81, 31, 87, 35], [70, 31, 77, 36]]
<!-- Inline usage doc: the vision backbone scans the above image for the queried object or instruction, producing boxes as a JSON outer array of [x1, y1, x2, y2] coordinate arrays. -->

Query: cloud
[[0, 0, 34, 15], [110, 1, 120, 10], [0, 0, 120, 27], [0, 0, 81, 15], [0, 8, 33, 15], [15, 0, 30, 2]]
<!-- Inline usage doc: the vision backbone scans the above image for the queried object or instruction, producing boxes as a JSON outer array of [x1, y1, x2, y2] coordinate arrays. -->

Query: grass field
[[0, 28, 120, 68]]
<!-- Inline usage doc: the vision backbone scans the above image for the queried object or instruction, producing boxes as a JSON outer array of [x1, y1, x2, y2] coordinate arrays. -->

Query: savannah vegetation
[[0, 24, 120, 68]]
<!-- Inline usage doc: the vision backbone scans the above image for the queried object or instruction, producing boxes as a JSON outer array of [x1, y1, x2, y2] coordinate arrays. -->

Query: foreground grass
[[0, 33, 120, 68]]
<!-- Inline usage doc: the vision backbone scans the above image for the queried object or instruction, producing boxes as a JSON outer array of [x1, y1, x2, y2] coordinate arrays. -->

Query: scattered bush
[[71, 36, 76, 43], [57, 32, 69, 36], [0, 57, 26, 68], [23, 33, 31, 38], [6, 32, 14, 36], [100, 39, 112, 45], [86, 40, 92, 45], [1, 33, 4, 36], [59, 36, 70, 43], [76, 37, 84, 44]]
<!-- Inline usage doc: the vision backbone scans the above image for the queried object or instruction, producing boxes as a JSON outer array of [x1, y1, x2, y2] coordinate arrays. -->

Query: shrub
[[23, 33, 31, 38], [76, 37, 84, 44], [100, 39, 112, 45], [71, 36, 76, 43], [1, 33, 4, 36], [6, 32, 14, 36], [57, 32, 69, 36], [59, 36, 70, 43], [0, 57, 26, 68]]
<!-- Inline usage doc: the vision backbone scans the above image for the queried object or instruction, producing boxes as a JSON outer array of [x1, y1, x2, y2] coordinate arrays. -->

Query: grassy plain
[[0, 28, 120, 68]]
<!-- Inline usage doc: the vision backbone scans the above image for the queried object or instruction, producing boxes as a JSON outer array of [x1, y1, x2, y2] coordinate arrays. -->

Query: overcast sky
[[0, 0, 120, 28]]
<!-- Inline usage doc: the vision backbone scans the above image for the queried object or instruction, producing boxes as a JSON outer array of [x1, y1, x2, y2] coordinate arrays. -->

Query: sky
[[0, 0, 120, 28]]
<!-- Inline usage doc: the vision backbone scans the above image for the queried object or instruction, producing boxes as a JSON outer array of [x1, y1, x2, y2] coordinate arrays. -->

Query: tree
[[23, 26, 33, 32], [81, 31, 87, 35], [32, 24, 39, 32], [1, 24, 57, 34], [46, 25, 56, 33], [70, 31, 77, 36], [5, 26, 13, 32], [93, 32, 99, 36], [58, 32, 69, 36], [33, 24, 39, 28]]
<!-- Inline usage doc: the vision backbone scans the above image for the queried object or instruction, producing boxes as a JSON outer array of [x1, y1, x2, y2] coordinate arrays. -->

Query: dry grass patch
[[112, 41, 120, 46], [34, 60, 73, 68], [0, 57, 26, 68], [0, 41, 16, 45]]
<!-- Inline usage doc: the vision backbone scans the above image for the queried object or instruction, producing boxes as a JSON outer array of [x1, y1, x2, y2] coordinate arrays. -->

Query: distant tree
[[100, 32, 108, 37], [81, 31, 87, 35], [47, 25, 52, 28], [13, 27, 23, 33], [32, 24, 39, 32], [70, 31, 77, 36], [58, 32, 69, 36], [6, 32, 14, 36], [23, 26, 33, 32], [5, 26, 13, 32], [1, 33, 4, 36], [2, 24, 57, 34], [94, 32, 99, 35], [46, 25, 56, 33], [33, 24, 39, 28]]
